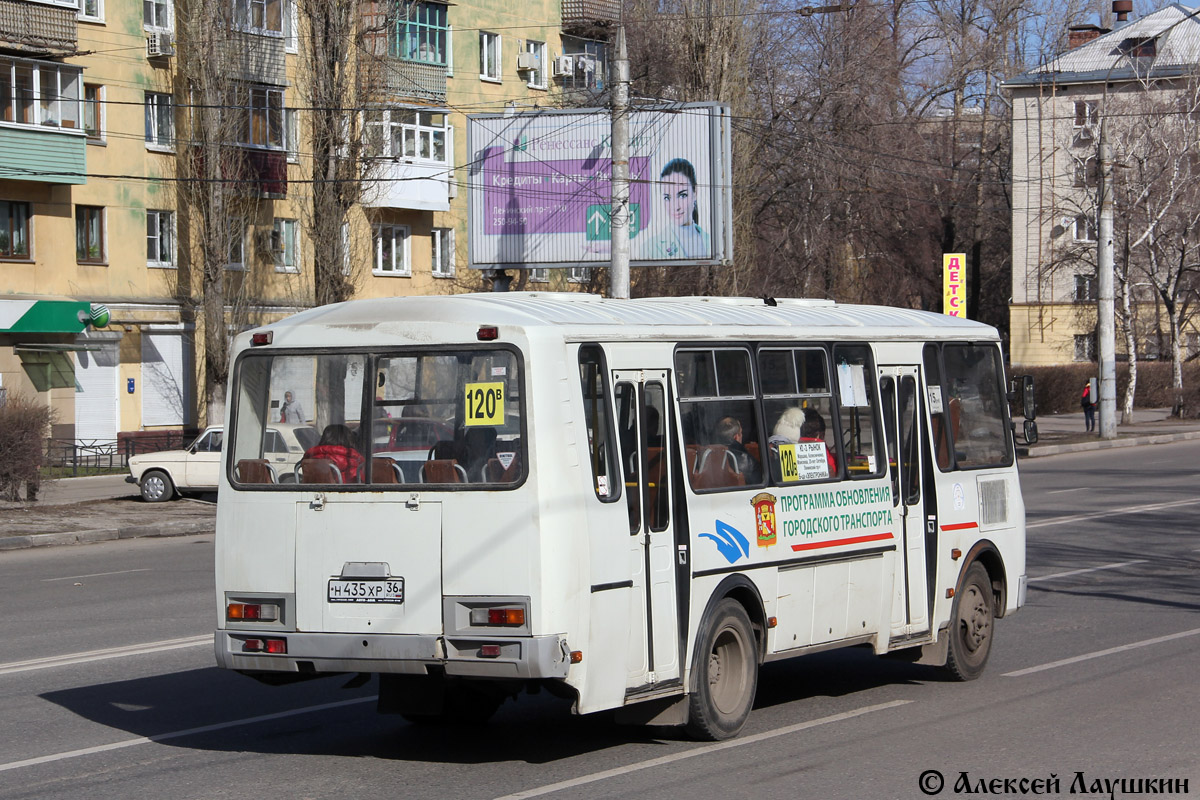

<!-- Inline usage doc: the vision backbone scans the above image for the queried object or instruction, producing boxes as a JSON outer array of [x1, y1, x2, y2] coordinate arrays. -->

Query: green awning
[[0, 300, 94, 334]]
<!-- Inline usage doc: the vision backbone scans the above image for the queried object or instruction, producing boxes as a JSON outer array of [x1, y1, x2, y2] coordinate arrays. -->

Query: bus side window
[[675, 347, 762, 491], [939, 343, 1013, 469], [578, 345, 620, 502], [833, 345, 885, 479]]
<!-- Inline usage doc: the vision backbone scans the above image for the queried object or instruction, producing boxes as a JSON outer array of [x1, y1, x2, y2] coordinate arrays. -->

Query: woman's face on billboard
[[662, 172, 695, 227]]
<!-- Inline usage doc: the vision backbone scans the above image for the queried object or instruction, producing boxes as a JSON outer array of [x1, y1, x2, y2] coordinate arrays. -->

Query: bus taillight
[[227, 602, 280, 622], [470, 607, 525, 626]]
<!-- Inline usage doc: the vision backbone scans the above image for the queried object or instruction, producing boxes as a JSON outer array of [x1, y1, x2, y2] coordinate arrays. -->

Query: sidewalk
[[2, 409, 1199, 551], [1020, 407, 1200, 457]]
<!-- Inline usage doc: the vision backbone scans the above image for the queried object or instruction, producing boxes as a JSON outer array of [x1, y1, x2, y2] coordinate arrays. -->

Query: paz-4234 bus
[[214, 293, 1029, 740]]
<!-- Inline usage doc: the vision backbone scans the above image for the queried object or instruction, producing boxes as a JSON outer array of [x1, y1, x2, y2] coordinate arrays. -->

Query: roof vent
[[1113, 0, 1133, 22]]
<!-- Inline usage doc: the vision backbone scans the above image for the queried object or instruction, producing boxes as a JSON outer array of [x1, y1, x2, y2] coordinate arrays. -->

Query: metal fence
[[43, 431, 195, 474]]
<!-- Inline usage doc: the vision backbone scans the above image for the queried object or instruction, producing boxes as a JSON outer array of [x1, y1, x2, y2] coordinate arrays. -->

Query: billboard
[[943, 253, 967, 317], [467, 103, 732, 269]]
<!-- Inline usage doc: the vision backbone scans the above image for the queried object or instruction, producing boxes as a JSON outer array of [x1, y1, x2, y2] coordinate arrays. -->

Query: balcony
[[243, 147, 287, 198], [0, 0, 77, 56], [561, 0, 619, 33], [0, 55, 85, 184]]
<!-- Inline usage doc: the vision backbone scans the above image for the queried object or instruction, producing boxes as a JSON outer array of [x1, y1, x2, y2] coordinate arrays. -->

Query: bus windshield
[[229, 348, 523, 488]]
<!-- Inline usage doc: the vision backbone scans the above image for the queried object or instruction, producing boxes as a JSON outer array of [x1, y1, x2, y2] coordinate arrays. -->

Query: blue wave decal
[[699, 520, 751, 564]]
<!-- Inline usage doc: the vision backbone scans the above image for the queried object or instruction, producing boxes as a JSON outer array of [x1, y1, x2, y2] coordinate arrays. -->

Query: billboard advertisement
[[943, 253, 967, 317], [467, 103, 732, 269]]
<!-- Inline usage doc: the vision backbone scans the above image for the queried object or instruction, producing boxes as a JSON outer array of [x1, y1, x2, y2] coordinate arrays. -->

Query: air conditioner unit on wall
[[147, 32, 175, 58], [551, 55, 574, 77], [516, 52, 539, 72]]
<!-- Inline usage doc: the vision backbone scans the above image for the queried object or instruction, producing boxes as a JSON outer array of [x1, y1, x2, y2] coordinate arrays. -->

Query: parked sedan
[[126, 423, 318, 501]]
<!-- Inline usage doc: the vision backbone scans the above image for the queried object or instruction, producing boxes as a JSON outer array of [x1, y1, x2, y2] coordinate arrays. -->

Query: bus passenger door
[[613, 371, 681, 689], [879, 367, 930, 636]]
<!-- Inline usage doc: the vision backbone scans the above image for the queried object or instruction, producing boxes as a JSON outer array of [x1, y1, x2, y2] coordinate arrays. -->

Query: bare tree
[[174, 0, 269, 424]]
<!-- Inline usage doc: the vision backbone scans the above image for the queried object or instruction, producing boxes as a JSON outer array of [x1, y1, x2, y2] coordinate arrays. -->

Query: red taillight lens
[[242, 638, 264, 652], [477, 325, 499, 341], [487, 608, 525, 625], [251, 331, 273, 346], [264, 638, 287, 654], [479, 644, 501, 658]]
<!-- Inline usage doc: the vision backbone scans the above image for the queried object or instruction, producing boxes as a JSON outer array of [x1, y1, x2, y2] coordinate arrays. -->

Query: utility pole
[[609, 24, 631, 300], [1097, 118, 1117, 439]]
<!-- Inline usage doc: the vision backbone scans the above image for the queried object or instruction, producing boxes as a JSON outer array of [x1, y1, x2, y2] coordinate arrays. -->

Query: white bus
[[215, 293, 1028, 740]]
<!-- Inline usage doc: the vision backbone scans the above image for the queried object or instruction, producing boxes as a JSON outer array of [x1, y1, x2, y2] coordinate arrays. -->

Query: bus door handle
[[310, 493, 325, 511], [677, 545, 688, 565]]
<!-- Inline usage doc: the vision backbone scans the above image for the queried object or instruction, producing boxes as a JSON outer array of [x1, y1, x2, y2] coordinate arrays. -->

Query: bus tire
[[685, 598, 758, 741], [945, 562, 994, 681], [140, 470, 174, 503]]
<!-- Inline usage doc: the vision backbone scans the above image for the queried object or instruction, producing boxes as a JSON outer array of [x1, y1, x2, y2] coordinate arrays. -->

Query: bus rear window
[[229, 348, 524, 489]]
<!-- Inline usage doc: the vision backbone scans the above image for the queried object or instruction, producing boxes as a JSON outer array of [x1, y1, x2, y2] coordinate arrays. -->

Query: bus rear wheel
[[685, 598, 757, 741], [945, 563, 994, 681]]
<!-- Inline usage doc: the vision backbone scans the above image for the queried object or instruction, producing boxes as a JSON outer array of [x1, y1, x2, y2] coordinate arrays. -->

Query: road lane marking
[[1027, 497, 1200, 529], [1004, 627, 1200, 678], [42, 569, 151, 582], [0, 635, 210, 676], [0, 696, 376, 773], [492, 700, 912, 800], [1027, 560, 1148, 583], [1046, 488, 1086, 494]]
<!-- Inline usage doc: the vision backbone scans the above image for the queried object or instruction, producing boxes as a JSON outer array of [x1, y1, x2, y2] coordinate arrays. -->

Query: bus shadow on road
[[36, 648, 951, 764]]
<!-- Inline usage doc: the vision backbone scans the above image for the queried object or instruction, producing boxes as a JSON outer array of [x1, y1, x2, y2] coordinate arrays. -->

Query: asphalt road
[[0, 442, 1197, 799]]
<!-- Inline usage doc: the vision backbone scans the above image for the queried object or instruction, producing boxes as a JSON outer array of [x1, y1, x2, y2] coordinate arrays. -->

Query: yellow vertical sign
[[943, 253, 967, 317]]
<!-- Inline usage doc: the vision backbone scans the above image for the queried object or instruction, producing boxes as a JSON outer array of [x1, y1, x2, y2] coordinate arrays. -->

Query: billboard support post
[[610, 25, 631, 300]]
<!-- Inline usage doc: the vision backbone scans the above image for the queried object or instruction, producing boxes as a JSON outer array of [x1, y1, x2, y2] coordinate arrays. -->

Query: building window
[[392, 1, 448, 65], [568, 266, 590, 283], [480, 31, 501, 81], [373, 223, 410, 275], [431, 227, 454, 277], [1074, 274, 1097, 302], [228, 86, 284, 149], [285, 107, 298, 162], [0, 201, 30, 258], [144, 92, 173, 148], [1074, 156, 1097, 188], [233, 0, 283, 34], [364, 107, 447, 162], [78, 0, 103, 22], [1073, 213, 1096, 242], [1074, 333, 1096, 362], [1074, 100, 1098, 128], [83, 83, 102, 139], [0, 58, 83, 130], [273, 218, 298, 272], [228, 224, 245, 269], [529, 267, 549, 283], [284, 0, 297, 51], [76, 206, 105, 263], [523, 40, 545, 88], [147, 210, 174, 267], [144, 0, 171, 30]]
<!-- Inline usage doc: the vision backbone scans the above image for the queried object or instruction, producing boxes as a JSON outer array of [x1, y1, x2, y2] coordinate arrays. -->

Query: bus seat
[[235, 459, 277, 484], [483, 453, 521, 483], [685, 444, 701, 473], [692, 444, 744, 489], [421, 459, 467, 483], [371, 457, 402, 484], [296, 458, 342, 484]]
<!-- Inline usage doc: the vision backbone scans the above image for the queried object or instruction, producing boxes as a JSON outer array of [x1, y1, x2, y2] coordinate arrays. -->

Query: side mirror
[[1022, 375, 1036, 421], [1023, 419, 1039, 444]]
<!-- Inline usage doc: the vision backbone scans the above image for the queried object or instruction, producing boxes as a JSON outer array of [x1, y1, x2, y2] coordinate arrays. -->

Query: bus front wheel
[[685, 598, 758, 741], [945, 562, 994, 681]]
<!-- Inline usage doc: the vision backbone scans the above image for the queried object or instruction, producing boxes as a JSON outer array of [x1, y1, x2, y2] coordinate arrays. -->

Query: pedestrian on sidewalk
[[1081, 381, 1096, 432]]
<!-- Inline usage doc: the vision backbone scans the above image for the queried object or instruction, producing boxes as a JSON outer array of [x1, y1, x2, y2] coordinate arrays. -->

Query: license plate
[[327, 578, 404, 604]]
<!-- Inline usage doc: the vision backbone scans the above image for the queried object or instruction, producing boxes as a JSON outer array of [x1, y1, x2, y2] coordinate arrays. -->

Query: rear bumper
[[214, 630, 571, 680]]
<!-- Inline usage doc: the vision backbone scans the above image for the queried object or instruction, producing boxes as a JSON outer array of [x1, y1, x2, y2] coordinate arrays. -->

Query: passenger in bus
[[304, 424, 366, 483], [799, 416, 838, 474], [714, 416, 760, 483], [768, 407, 804, 445]]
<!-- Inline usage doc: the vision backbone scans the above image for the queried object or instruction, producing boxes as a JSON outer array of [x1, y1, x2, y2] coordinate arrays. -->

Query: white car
[[126, 424, 319, 502]]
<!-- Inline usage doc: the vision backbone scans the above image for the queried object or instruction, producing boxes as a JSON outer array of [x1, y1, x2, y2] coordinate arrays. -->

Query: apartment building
[[1004, 3, 1200, 367], [0, 0, 615, 444]]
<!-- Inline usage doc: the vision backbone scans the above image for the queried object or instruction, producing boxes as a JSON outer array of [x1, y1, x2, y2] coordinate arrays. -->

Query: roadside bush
[[0, 391, 54, 501], [1016, 362, 1200, 417]]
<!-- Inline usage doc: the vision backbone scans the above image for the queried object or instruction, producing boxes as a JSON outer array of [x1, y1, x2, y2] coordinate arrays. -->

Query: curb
[[1019, 429, 1200, 457], [0, 519, 215, 552]]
